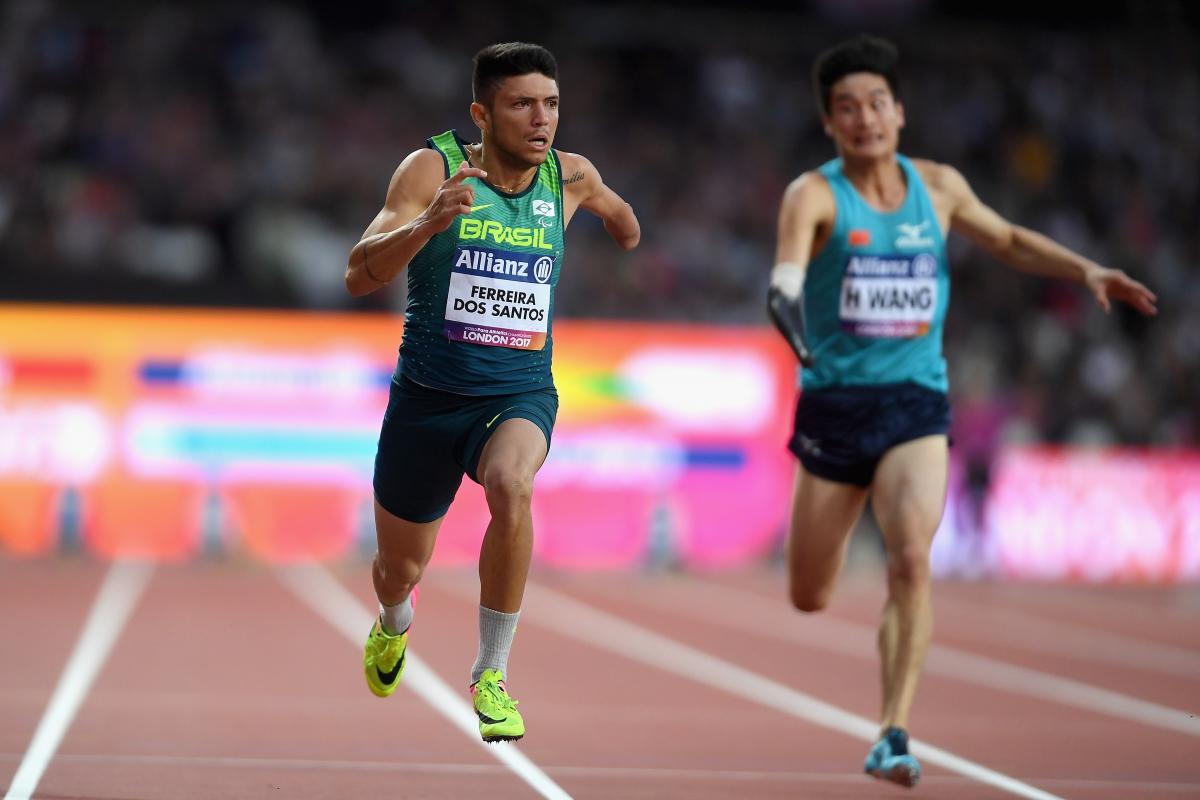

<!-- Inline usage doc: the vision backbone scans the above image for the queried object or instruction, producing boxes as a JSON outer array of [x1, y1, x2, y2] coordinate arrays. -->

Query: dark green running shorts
[[372, 375, 559, 523]]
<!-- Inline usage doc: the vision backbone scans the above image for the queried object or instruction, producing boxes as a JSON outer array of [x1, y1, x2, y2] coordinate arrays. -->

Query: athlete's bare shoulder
[[369, 148, 449, 223], [775, 169, 839, 263], [405, 146, 448, 173], [554, 150, 599, 196], [780, 169, 836, 223], [554, 150, 587, 168], [910, 159, 970, 199], [788, 169, 835, 195], [389, 148, 446, 196], [911, 159, 980, 232], [555, 149, 624, 227], [360, 147, 455, 240]]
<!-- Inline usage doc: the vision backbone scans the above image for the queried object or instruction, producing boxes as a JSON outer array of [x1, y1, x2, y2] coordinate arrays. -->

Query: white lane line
[[517, 581, 1064, 800], [4, 560, 154, 800], [1032, 586, 1200, 623], [929, 646, 1200, 735], [4, 754, 1200, 793], [672, 578, 1200, 737], [924, 593, 1200, 679], [274, 563, 573, 800]]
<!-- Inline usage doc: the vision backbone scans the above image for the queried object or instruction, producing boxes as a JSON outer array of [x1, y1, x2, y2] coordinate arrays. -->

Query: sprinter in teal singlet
[[767, 36, 1157, 788], [345, 43, 639, 743]]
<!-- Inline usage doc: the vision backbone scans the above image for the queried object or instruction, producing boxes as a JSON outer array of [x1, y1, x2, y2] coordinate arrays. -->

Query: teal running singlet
[[800, 155, 950, 392], [398, 130, 565, 395]]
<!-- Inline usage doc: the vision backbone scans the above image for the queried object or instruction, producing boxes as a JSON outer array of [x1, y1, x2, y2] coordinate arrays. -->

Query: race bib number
[[444, 245, 555, 350], [839, 253, 938, 338]]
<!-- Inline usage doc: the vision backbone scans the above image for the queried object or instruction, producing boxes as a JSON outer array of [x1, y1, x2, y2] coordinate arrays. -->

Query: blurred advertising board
[[984, 447, 1200, 581], [0, 305, 797, 567], [929, 447, 1200, 582], [4, 305, 1194, 581]]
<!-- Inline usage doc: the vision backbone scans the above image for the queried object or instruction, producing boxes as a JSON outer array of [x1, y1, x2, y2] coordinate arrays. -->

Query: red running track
[[2, 555, 1198, 799]]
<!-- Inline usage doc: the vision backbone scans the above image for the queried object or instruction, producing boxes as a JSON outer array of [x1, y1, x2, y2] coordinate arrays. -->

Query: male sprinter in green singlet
[[347, 43, 639, 743], [767, 35, 1156, 786]]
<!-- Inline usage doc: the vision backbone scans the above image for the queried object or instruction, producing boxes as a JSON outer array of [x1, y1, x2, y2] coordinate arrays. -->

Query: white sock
[[380, 594, 414, 636], [470, 606, 520, 684]]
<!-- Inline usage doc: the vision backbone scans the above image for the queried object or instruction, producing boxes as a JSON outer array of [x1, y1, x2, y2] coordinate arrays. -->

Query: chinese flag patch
[[849, 229, 871, 246]]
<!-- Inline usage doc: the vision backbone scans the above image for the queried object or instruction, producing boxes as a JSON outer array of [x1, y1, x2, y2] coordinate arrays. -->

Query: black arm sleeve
[[767, 286, 814, 367]]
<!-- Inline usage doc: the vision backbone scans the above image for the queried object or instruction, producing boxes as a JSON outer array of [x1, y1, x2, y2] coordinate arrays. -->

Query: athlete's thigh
[[374, 498, 443, 565], [788, 464, 870, 588], [466, 387, 558, 484], [373, 377, 468, 523], [870, 435, 948, 555], [475, 417, 549, 484]]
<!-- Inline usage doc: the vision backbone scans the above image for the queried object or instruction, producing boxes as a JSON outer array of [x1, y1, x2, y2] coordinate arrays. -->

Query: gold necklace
[[466, 145, 535, 193]]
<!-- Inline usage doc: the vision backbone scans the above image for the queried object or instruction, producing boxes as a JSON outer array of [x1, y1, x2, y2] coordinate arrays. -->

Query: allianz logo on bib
[[895, 220, 934, 249], [453, 245, 555, 285], [846, 254, 938, 278]]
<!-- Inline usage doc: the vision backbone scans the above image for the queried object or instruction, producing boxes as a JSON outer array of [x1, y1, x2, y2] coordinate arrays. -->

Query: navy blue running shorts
[[373, 376, 558, 523], [789, 381, 950, 487]]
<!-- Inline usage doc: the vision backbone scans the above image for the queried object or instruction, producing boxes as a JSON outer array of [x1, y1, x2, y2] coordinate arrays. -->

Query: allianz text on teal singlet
[[398, 130, 565, 395], [801, 155, 950, 393]]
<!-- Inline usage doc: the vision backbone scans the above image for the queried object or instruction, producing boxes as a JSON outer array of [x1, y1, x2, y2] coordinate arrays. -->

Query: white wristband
[[770, 262, 805, 301]]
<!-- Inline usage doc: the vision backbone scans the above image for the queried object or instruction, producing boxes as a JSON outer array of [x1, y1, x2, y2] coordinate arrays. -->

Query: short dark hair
[[812, 35, 901, 115], [472, 42, 558, 104]]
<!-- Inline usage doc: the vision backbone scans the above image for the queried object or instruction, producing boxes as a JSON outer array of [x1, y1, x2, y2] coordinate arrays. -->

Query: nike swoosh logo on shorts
[[485, 407, 517, 429]]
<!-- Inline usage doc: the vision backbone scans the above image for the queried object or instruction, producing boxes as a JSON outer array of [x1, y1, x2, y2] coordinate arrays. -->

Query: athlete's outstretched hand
[[424, 162, 488, 233], [1086, 266, 1158, 316], [768, 286, 814, 367]]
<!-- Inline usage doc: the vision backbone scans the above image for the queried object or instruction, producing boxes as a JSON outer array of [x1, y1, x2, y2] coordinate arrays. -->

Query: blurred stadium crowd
[[1, 0, 1196, 453]]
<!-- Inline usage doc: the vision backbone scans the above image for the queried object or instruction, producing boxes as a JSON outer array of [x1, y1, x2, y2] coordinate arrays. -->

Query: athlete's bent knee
[[887, 545, 931, 588], [789, 585, 833, 614], [374, 552, 420, 597], [483, 468, 534, 526]]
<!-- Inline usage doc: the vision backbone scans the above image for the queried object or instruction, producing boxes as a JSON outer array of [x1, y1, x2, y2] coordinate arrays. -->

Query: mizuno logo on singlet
[[895, 221, 934, 248], [458, 218, 554, 250]]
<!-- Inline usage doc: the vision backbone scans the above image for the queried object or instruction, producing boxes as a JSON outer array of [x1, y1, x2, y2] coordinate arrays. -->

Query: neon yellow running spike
[[363, 618, 409, 698], [471, 669, 525, 743]]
